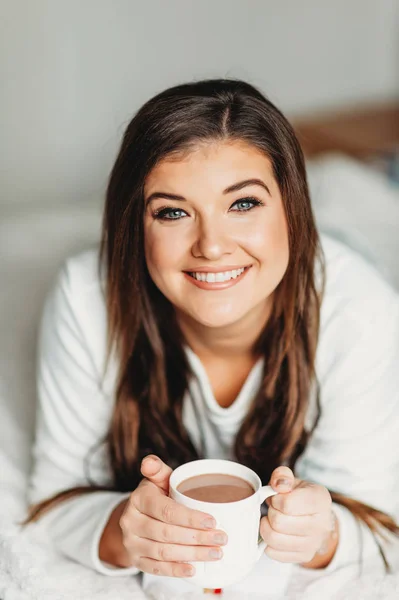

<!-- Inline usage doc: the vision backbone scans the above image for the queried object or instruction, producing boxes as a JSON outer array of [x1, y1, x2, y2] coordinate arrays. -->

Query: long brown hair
[[26, 79, 398, 567]]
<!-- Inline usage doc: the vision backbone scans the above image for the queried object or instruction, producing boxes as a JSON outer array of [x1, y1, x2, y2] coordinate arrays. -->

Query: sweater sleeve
[[296, 255, 399, 572], [28, 259, 139, 576]]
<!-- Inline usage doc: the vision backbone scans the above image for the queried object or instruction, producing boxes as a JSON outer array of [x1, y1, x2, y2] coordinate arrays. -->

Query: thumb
[[140, 455, 173, 494], [269, 466, 295, 494]]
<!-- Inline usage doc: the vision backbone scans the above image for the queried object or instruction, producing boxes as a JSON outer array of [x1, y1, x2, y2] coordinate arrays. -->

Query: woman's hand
[[260, 466, 338, 568], [118, 455, 227, 577]]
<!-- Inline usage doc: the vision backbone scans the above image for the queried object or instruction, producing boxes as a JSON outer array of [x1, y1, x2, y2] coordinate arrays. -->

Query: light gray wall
[[1, 0, 398, 207]]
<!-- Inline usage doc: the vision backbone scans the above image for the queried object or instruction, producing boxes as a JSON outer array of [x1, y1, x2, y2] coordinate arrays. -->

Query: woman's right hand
[[119, 455, 227, 578]]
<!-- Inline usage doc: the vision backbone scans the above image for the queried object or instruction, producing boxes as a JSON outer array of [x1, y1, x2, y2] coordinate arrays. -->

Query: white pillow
[[307, 154, 399, 291]]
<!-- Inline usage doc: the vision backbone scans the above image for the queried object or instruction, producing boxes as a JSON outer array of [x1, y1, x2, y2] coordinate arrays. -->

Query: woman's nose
[[191, 218, 236, 261]]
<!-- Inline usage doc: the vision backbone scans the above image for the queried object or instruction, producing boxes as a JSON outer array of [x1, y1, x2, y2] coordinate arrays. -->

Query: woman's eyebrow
[[223, 178, 271, 196], [145, 191, 186, 206], [145, 178, 271, 206]]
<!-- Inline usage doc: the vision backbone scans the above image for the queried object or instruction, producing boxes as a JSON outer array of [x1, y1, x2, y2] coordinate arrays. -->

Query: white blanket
[[1, 155, 399, 599], [1, 446, 399, 600]]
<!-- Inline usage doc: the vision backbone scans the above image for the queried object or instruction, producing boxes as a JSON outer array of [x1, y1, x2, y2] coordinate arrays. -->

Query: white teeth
[[191, 268, 245, 283]]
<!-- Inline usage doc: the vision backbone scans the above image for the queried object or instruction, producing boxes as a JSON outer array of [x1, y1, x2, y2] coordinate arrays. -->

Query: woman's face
[[143, 140, 289, 329]]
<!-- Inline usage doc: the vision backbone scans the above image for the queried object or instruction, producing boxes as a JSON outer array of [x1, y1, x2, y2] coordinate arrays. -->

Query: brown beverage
[[177, 473, 255, 503]]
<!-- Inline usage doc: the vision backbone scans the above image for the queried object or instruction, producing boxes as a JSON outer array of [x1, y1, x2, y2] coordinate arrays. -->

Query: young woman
[[27, 79, 399, 593]]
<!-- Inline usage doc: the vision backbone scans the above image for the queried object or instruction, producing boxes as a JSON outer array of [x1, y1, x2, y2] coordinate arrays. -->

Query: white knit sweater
[[28, 235, 399, 594]]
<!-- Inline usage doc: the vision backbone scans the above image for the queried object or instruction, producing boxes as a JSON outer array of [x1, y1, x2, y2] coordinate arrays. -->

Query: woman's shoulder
[[58, 245, 107, 324], [316, 233, 399, 387], [55, 247, 105, 309], [46, 247, 110, 376], [61, 246, 103, 290], [319, 233, 398, 328]]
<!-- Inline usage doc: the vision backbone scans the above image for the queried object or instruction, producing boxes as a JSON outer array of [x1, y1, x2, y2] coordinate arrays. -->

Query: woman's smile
[[184, 265, 252, 290]]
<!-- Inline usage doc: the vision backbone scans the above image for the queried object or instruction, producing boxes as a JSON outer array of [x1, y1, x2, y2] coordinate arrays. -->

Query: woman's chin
[[186, 310, 246, 329]]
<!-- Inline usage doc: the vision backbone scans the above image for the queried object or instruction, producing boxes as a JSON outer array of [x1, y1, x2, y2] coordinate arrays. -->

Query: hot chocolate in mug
[[169, 459, 277, 589]]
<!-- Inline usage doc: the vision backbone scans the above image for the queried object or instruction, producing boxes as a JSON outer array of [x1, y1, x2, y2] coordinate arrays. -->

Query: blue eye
[[230, 197, 263, 211], [152, 196, 263, 220], [153, 207, 188, 220]]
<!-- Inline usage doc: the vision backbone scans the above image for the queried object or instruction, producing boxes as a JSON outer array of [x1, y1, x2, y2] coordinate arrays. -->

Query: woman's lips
[[183, 266, 251, 290]]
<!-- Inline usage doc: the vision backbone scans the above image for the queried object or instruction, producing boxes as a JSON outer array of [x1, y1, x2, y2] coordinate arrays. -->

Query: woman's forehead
[[144, 140, 276, 196]]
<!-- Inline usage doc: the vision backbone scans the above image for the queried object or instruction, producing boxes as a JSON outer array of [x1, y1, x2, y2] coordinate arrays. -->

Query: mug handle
[[257, 485, 278, 560]]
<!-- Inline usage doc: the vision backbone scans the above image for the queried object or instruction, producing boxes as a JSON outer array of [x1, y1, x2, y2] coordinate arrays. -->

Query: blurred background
[[0, 0, 398, 475], [1, 0, 398, 209]]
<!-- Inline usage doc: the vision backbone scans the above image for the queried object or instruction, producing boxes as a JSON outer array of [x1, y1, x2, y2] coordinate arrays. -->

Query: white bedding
[[1, 155, 399, 599]]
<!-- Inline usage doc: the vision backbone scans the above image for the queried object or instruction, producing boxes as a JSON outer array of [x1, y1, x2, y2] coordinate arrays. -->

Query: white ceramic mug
[[169, 458, 277, 589]]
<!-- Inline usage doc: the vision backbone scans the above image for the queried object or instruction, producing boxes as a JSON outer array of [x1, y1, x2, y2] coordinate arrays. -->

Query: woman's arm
[[28, 254, 138, 576], [296, 252, 399, 571], [99, 499, 129, 567]]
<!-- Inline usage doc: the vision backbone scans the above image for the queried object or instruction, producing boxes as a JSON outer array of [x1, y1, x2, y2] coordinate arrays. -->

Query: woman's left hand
[[260, 466, 336, 566]]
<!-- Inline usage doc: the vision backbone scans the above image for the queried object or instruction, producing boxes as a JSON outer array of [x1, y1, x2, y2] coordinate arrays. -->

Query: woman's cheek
[[145, 227, 171, 265], [145, 227, 188, 282], [245, 223, 289, 285]]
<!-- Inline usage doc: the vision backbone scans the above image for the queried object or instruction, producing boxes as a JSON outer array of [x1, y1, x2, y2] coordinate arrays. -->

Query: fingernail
[[143, 455, 159, 465], [142, 456, 160, 473], [213, 533, 228, 545], [276, 478, 291, 487], [184, 566, 194, 577], [201, 517, 216, 529], [209, 549, 222, 560]]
